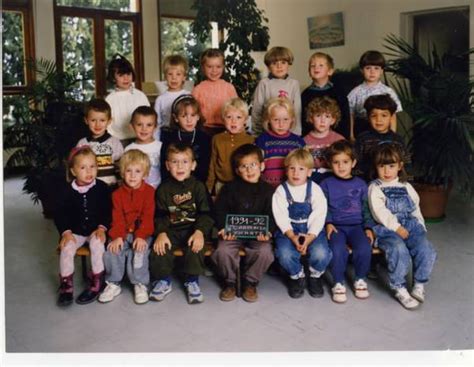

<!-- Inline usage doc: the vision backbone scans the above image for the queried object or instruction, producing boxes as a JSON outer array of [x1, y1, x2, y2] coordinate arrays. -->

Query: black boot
[[308, 276, 324, 298], [288, 277, 305, 298], [57, 274, 74, 307], [76, 271, 105, 304]]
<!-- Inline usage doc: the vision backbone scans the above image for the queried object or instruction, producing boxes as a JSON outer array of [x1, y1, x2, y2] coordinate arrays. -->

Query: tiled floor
[[3, 176, 474, 357]]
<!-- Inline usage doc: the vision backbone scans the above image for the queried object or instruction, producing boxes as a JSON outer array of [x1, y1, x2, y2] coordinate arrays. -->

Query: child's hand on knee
[[92, 226, 106, 243], [188, 230, 204, 253], [396, 226, 409, 240], [326, 224, 337, 240], [365, 229, 375, 245], [58, 230, 75, 250], [108, 237, 124, 254], [133, 237, 148, 253], [153, 233, 171, 256]]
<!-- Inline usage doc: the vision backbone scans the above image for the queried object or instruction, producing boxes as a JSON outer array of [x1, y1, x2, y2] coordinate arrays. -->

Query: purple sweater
[[255, 130, 305, 188], [319, 175, 374, 228]]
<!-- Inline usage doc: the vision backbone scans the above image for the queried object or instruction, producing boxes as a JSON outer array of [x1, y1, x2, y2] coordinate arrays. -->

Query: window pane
[[56, 0, 138, 12], [105, 19, 134, 65], [61, 16, 95, 100], [160, 17, 211, 78], [2, 11, 26, 86]]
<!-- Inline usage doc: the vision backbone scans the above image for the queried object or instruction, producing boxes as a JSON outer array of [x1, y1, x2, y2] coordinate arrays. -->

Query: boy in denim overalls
[[272, 148, 332, 298]]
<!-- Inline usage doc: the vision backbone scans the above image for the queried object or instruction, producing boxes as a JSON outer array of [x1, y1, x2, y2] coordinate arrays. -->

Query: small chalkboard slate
[[224, 214, 269, 239]]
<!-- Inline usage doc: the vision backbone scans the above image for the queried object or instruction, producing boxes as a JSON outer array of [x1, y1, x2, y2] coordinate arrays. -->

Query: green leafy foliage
[[384, 34, 474, 196], [2, 11, 26, 86], [4, 59, 87, 203], [191, 0, 270, 103]]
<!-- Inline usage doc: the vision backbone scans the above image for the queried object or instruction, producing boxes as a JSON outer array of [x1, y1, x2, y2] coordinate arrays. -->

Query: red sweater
[[109, 182, 155, 240]]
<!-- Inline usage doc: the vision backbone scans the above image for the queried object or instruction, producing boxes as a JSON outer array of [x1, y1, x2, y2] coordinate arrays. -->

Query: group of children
[[55, 46, 436, 311]]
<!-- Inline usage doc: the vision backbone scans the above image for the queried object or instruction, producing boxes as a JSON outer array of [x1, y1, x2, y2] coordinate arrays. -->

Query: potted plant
[[190, 0, 270, 103], [4, 59, 88, 218], [383, 34, 474, 219]]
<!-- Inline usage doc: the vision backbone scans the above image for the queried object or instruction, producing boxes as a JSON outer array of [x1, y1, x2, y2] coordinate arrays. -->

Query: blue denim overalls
[[274, 181, 332, 277], [373, 181, 437, 288]]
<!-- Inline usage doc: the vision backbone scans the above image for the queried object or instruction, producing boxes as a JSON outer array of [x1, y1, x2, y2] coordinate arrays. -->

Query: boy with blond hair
[[154, 54, 190, 139], [272, 148, 332, 299], [99, 149, 155, 305], [301, 52, 350, 138], [206, 97, 254, 196], [251, 46, 301, 136]]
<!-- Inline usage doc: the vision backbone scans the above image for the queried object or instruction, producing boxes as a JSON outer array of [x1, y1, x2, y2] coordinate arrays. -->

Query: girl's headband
[[171, 94, 195, 115], [68, 145, 91, 165]]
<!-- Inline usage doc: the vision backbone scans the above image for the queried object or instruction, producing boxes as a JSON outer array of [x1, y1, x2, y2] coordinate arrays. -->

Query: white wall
[[255, 0, 473, 88]]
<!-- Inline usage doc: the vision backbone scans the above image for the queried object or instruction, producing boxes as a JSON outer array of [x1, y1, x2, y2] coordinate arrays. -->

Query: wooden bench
[[69, 244, 390, 296]]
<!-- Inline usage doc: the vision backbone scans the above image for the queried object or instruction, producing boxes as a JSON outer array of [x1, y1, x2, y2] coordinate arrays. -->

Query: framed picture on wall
[[307, 12, 345, 49]]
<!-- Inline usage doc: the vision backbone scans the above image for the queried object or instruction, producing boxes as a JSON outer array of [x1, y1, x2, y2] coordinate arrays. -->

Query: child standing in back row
[[106, 54, 150, 144], [301, 52, 350, 138], [251, 46, 302, 136], [348, 50, 402, 140], [303, 96, 345, 183], [256, 97, 305, 188], [368, 144, 436, 310], [192, 48, 238, 136], [153, 54, 190, 141]]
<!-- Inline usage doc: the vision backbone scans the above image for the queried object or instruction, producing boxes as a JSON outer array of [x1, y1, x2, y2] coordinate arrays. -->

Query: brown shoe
[[219, 285, 236, 302], [242, 285, 258, 303]]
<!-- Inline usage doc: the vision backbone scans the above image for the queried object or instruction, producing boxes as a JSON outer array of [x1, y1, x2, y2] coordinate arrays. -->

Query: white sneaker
[[411, 283, 425, 303], [150, 280, 172, 301], [353, 279, 370, 299], [395, 287, 420, 310], [98, 281, 121, 303], [185, 281, 204, 304], [134, 283, 149, 304], [331, 282, 347, 303]]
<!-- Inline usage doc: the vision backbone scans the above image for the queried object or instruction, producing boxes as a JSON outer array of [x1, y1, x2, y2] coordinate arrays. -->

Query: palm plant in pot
[[4, 59, 87, 218], [383, 34, 474, 219]]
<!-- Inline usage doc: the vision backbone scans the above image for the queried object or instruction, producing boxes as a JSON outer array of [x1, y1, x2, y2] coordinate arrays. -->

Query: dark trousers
[[328, 224, 372, 283], [149, 228, 205, 280], [211, 239, 274, 285]]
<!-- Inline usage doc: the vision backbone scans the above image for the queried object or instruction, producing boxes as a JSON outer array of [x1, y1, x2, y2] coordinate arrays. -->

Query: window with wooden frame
[[54, 0, 143, 100], [2, 0, 35, 125]]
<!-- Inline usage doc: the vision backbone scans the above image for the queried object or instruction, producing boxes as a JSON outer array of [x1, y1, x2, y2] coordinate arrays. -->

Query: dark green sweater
[[154, 175, 214, 238]]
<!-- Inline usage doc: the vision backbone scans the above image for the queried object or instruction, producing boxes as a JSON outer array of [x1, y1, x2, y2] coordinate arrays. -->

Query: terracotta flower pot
[[414, 183, 451, 221]]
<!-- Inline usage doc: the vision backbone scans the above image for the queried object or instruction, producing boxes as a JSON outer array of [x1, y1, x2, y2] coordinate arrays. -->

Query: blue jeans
[[103, 234, 152, 285], [375, 227, 436, 289], [275, 230, 332, 277]]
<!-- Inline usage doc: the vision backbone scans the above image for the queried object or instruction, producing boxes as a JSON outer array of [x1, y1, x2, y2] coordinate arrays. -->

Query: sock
[[290, 267, 305, 280], [309, 266, 323, 278]]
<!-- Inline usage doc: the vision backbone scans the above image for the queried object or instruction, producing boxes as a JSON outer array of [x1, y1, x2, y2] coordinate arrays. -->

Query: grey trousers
[[211, 239, 274, 285], [103, 234, 152, 285]]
